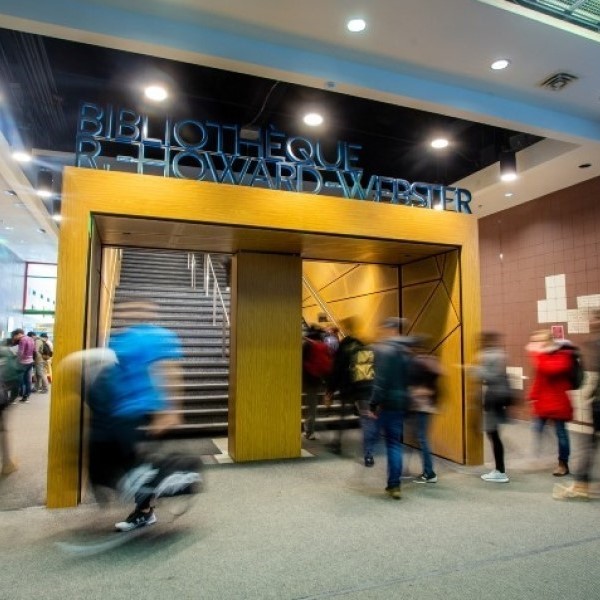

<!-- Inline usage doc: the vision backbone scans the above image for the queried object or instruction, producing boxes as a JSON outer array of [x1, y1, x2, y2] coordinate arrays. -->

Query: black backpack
[[566, 346, 585, 390], [41, 341, 53, 358]]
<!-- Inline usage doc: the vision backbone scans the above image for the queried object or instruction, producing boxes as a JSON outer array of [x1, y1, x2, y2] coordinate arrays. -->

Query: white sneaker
[[481, 469, 509, 483]]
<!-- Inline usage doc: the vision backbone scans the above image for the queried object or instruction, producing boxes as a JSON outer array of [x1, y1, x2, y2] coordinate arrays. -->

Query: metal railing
[[302, 275, 345, 337], [204, 254, 230, 328]]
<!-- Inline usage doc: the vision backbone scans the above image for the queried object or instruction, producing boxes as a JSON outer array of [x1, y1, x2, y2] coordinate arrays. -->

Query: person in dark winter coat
[[326, 317, 375, 463], [369, 317, 413, 499]]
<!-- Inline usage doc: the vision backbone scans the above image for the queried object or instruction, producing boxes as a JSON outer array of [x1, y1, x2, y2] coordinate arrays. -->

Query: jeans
[[534, 418, 570, 462], [20, 363, 34, 398], [34, 361, 48, 391], [360, 414, 379, 459], [415, 411, 435, 477], [378, 410, 404, 489]]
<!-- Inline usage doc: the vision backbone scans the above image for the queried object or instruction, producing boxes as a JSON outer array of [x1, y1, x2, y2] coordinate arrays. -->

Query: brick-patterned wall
[[479, 175, 600, 424]]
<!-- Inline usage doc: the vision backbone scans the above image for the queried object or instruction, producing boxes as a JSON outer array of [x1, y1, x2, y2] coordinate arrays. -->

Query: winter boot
[[553, 459, 569, 477]]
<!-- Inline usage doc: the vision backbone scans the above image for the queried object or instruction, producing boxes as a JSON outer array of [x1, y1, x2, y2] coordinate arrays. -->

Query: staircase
[[113, 248, 230, 435]]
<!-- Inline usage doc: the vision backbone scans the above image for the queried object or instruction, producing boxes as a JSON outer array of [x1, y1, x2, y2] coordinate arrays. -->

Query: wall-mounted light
[[37, 169, 53, 198], [500, 151, 517, 182]]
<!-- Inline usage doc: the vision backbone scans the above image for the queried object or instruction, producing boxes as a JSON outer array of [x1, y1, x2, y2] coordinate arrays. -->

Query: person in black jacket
[[369, 317, 413, 500], [326, 317, 376, 463]]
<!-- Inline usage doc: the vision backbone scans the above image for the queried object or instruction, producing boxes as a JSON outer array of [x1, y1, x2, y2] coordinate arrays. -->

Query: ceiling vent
[[539, 72, 579, 91]]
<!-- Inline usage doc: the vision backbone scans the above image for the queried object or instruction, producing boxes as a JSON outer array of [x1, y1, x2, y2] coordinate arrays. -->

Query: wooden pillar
[[229, 252, 302, 461]]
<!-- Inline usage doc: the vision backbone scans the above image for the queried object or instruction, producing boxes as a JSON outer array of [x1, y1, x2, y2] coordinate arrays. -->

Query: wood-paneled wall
[[230, 253, 302, 461], [402, 251, 483, 464], [302, 261, 399, 343], [49, 167, 481, 506]]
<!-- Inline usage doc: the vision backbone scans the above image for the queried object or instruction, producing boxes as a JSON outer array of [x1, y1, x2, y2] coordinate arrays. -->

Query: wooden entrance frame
[[48, 167, 481, 507]]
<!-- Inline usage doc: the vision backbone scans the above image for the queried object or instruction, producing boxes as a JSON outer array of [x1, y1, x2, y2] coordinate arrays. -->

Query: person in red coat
[[527, 330, 574, 476]]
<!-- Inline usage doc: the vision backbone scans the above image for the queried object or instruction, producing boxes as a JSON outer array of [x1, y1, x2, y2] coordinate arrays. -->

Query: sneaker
[[364, 456, 375, 467], [304, 433, 317, 441], [414, 473, 437, 484], [553, 484, 590, 501], [1, 461, 18, 476], [115, 508, 157, 532], [385, 486, 402, 499], [481, 469, 509, 483], [20, 396, 29, 403]]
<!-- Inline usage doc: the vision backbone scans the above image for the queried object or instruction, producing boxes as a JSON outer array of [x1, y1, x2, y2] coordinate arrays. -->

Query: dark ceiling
[[0, 27, 542, 186]]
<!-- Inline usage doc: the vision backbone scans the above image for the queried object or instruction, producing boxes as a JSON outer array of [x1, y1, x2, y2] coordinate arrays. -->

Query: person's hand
[[148, 411, 182, 436], [367, 409, 378, 419]]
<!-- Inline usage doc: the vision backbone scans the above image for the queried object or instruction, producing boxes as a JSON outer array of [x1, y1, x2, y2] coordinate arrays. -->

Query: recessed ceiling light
[[37, 190, 52, 198], [52, 214, 62, 222], [579, 163, 591, 169], [500, 173, 518, 182], [303, 112, 324, 126], [4, 226, 13, 230], [144, 85, 168, 102], [347, 18, 366, 32], [4, 190, 16, 196], [504, 192, 514, 197], [12, 151, 31, 163], [491, 59, 510, 71], [38, 228, 46, 234], [431, 138, 449, 149]]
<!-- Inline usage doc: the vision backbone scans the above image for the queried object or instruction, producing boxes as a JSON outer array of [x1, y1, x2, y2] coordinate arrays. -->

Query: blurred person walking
[[0, 342, 20, 475], [527, 329, 575, 477], [302, 325, 331, 441], [554, 309, 600, 500], [82, 301, 200, 531], [31, 332, 49, 394], [325, 317, 376, 463], [11, 329, 34, 403], [472, 332, 513, 483], [369, 317, 413, 499], [408, 349, 444, 484], [40, 332, 53, 384]]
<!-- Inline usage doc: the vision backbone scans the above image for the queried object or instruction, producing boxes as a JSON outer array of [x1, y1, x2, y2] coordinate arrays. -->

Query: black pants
[[487, 430, 505, 473]]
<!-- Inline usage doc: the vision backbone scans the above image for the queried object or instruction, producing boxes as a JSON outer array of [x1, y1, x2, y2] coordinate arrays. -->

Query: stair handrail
[[302, 275, 345, 337], [187, 252, 196, 289], [205, 254, 231, 328]]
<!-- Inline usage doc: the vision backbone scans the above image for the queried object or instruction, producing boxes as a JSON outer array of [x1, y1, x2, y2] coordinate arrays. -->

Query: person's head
[[379, 317, 407, 339], [480, 331, 501, 349], [305, 324, 323, 340], [27, 331, 36, 338], [40, 333, 49, 340], [529, 329, 552, 346], [11, 328, 24, 341]]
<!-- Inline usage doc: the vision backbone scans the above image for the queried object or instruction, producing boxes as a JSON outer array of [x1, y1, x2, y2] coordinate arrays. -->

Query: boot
[[553, 459, 569, 477]]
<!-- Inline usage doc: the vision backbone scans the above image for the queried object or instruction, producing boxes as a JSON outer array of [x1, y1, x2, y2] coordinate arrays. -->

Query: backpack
[[566, 346, 585, 390], [41, 341, 53, 358], [304, 339, 333, 378], [348, 340, 375, 385], [86, 361, 124, 418]]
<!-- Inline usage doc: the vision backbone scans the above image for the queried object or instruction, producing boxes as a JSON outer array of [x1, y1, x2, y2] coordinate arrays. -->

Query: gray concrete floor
[[1, 415, 599, 599]]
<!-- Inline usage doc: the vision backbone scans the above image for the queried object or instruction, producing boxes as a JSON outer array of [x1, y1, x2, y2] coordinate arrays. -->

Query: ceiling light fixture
[[500, 150, 518, 182], [504, 192, 514, 198], [12, 150, 31, 163], [431, 138, 449, 149], [491, 59, 510, 71], [579, 163, 591, 169], [303, 112, 324, 126], [144, 85, 168, 102], [52, 214, 62, 222], [347, 18, 366, 32]]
